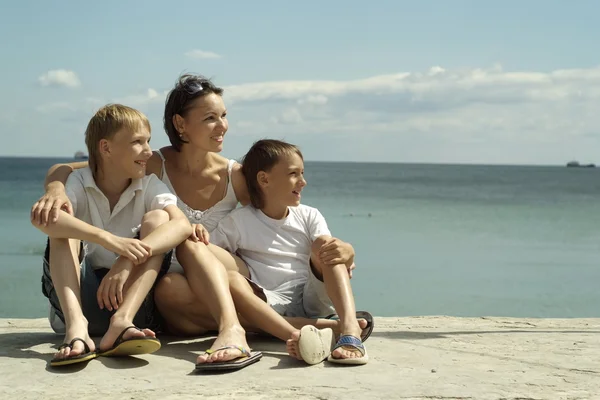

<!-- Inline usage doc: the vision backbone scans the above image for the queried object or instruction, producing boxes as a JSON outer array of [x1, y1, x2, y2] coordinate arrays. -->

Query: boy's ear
[[99, 139, 110, 156], [257, 171, 269, 188]]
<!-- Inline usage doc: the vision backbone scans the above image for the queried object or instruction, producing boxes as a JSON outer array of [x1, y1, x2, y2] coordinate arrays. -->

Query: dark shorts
[[41, 238, 172, 336]]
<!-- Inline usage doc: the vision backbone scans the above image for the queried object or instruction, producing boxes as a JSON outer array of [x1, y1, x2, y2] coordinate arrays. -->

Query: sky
[[1, 0, 600, 165]]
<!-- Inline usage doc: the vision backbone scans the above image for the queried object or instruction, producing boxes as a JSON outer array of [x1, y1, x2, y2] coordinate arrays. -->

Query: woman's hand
[[31, 182, 73, 226], [190, 224, 210, 245]]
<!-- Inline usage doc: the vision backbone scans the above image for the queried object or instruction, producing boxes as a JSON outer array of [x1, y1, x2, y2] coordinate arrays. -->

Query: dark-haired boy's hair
[[163, 74, 224, 151], [241, 139, 304, 209]]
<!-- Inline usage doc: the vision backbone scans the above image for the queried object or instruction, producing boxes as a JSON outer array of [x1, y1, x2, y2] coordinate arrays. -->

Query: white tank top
[[154, 150, 239, 233]]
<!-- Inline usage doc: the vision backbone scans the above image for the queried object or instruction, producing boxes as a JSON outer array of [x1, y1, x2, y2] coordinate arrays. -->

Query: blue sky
[[1, 0, 599, 164]]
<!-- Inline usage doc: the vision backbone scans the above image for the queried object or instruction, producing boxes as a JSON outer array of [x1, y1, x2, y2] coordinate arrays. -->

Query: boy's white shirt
[[210, 204, 331, 291], [65, 166, 177, 269]]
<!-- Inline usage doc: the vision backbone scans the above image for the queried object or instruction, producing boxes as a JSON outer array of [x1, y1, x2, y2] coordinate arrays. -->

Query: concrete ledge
[[1, 316, 599, 399]]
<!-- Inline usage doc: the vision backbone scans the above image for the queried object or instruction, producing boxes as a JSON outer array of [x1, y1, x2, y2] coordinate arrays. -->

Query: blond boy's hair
[[84, 104, 150, 178]]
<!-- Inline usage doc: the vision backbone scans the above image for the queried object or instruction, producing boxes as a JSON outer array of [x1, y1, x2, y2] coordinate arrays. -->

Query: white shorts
[[247, 268, 335, 318]]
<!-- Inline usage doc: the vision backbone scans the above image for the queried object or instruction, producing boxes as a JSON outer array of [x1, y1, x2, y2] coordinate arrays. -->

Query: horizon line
[[0, 154, 596, 168]]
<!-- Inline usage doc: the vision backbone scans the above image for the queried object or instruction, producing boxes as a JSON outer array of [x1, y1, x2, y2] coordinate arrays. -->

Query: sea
[[1, 157, 599, 319]]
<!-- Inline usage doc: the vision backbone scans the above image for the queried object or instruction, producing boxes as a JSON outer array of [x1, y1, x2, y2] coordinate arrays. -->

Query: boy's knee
[[49, 237, 70, 247], [140, 209, 169, 236], [310, 237, 330, 272], [311, 236, 328, 258], [154, 273, 186, 307], [227, 270, 246, 290], [48, 238, 80, 255]]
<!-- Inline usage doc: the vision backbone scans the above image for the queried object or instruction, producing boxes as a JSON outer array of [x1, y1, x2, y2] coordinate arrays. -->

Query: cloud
[[224, 65, 600, 106], [112, 88, 170, 107], [38, 69, 81, 88], [185, 49, 222, 59], [35, 102, 76, 113], [271, 108, 303, 125], [297, 94, 328, 105], [27, 65, 600, 163]]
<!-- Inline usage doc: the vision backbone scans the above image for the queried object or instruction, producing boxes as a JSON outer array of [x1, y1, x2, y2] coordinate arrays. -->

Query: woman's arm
[[44, 161, 88, 188], [31, 161, 88, 225], [231, 162, 251, 206]]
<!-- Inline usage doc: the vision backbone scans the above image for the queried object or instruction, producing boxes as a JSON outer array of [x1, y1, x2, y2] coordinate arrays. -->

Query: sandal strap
[[68, 337, 92, 354], [113, 326, 140, 347], [332, 335, 365, 357], [205, 345, 250, 356], [324, 311, 374, 342], [57, 337, 92, 353]]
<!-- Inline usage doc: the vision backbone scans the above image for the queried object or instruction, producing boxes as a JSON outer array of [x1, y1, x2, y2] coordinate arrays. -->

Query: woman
[[32, 74, 366, 367]]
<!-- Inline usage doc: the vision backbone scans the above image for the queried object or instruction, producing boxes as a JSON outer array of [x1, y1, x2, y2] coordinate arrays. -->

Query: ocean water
[[1, 157, 599, 319]]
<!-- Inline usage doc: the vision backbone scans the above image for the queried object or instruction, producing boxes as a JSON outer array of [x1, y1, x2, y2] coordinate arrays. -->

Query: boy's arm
[[306, 207, 356, 272], [141, 175, 193, 253], [316, 236, 355, 267], [210, 213, 241, 254], [32, 210, 152, 264], [139, 204, 193, 254], [32, 161, 88, 225]]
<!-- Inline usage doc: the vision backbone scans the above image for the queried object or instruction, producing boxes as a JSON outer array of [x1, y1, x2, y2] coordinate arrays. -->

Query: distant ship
[[566, 161, 595, 168], [74, 151, 89, 161]]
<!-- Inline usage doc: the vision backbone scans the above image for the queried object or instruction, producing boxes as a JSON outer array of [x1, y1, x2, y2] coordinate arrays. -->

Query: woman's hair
[[241, 139, 304, 209], [85, 104, 150, 178], [163, 74, 224, 151]]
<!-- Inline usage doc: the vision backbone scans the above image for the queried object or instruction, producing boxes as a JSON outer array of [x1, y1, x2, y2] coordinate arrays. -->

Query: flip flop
[[195, 346, 263, 372], [98, 326, 161, 357], [327, 334, 368, 365], [298, 326, 335, 365], [50, 337, 98, 367], [324, 310, 374, 342]]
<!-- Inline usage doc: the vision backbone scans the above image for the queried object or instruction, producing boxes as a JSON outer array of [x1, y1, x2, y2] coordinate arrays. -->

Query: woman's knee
[[176, 238, 208, 260], [140, 209, 169, 237]]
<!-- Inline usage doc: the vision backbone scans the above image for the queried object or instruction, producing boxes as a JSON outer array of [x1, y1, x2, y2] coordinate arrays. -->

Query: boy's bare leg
[[284, 317, 368, 335], [98, 211, 168, 351], [208, 245, 369, 334], [170, 240, 250, 364], [309, 237, 363, 360], [48, 238, 96, 360], [207, 244, 250, 277], [227, 271, 306, 359]]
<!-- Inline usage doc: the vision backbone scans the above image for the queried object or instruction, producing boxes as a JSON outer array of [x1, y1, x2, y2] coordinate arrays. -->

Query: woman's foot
[[196, 324, 251, 364]]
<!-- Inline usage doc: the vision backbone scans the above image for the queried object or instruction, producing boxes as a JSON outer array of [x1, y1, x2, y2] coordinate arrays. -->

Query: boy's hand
[[318, 237, 354, 265], [31, 182, 73, 226], [189, 224, 210, 245], [347, 262, 356, 279], [102, 234, 152, 265], [97, 258, 133, 311]]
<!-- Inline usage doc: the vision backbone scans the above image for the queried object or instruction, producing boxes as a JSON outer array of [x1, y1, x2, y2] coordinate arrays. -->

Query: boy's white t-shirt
[[65, 167, 177, 269], [210, 204, 331, 291]]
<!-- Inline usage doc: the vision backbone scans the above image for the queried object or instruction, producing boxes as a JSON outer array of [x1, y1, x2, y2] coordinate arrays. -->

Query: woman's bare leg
[[156, 239, 249, 364]]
